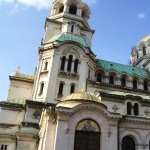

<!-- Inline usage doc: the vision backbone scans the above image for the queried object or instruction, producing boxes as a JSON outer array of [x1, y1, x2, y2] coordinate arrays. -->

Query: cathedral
[[1, 0, 150, 150]]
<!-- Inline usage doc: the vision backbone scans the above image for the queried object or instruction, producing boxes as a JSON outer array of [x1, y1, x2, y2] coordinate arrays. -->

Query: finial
[[10, 66, 21, 76], [16, 66, 21, 73]]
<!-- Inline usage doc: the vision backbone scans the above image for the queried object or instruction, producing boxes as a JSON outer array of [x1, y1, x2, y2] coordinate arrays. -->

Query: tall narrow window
[[122, 136, 135, 150], [71, 25, 74, 33], [44, 62, 48, 70], [58, 82, 64, 97], [0, 145, 7, 150], [88, 69, 90, 79], [121, 75, 126, 87], [39, 82, 44, 96], [1, 145, 4, 150], [67, 55, 73, 72], [69, 4, 77, 15], [133, 79, 138, 90], [143, 46, 146, 56], [60, 56, 66, 71], [82, 10, 85, 17], [109, 75, 114, 85], [137, 51, 139, 59], [144, 80, 148, 91], [74, 59, 79, 73], [4, 145, 7, 150], [127, 102, 132, 115], [74, 120, 100, 150], [70, 84, 75, 94], [134, 103, 139, 116], [97, 73, 102, 82]]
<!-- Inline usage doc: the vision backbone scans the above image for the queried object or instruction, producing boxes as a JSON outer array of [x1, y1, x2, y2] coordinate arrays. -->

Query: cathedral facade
[[1, 0, 150, 150]]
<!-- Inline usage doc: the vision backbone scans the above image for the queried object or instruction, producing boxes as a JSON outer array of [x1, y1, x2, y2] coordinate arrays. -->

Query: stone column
[[78, 58, 89, 90], [54, 119, 69, 150], [77, 8, 82, 17], [64, 0, 69, 13]]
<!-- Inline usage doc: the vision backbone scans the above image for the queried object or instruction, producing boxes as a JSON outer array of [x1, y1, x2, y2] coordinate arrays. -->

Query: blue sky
[[0, 0, 150, 100]]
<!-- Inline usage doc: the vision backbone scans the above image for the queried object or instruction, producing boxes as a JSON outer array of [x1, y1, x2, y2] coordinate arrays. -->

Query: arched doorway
[[74, 119, 100, 150], [122, 136, 135, 150]]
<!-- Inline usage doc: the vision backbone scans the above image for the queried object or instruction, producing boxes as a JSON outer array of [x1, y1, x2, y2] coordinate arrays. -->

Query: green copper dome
[[62, 91, 101, 103], [50, 33, 90, 48]]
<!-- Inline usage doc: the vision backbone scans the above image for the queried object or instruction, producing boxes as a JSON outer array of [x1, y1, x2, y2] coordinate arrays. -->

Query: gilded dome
[[140, 35, 150, 43], [137, 35, 150, 46], [62, 91, 101, 103]]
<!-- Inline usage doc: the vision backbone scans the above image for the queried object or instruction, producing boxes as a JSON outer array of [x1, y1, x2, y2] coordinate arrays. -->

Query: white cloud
[[0, 0, 50, 9], [137, 13, 146, 19], [17, 0, 49, 9], [0, 0, 96, 10]]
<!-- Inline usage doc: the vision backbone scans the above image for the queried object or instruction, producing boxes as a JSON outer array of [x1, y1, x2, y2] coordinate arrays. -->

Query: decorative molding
[[58, 71, 79, 80], [21, 122, 40, 129], [88, 79, 150, 94], [56, 101, 122, 121], [0, 102, 24, 111], [112, 105, 119, 113]]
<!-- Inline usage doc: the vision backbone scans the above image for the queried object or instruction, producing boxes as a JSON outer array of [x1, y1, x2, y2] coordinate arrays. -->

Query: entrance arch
[[74, 119, 100, 150], [122, 136, 135, 150]]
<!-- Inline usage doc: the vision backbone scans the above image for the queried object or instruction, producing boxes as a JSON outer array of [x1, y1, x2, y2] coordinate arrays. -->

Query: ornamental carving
[[76, 120, 100, 132]]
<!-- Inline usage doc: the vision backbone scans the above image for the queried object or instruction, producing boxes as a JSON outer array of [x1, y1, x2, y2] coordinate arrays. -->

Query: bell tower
[[130, 35, 150, 70], [42, 0, 93, 46], [32, 0, 95, 103]]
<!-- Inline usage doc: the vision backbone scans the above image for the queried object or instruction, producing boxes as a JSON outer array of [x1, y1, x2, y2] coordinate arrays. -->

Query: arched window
[[1, 145, 8, 150], [133, 79, 138, 90], [59, 5, 64, 13], [69, 4, 77, 15], [127, 102, 132, 115], [109, 75, 115, 85], [74, 120, 100, 150], [60, 56, 66, 71], [134, 103, 139, 116], [67, 55, 73, 72], [121, 75, 126, 87], [122, 136, 135, 150], [82, 10, 85, 17], [0, 145, 4, 150], [4, 145, 7, 150], [58, 82, 64, 97], [143, 46, 146, 56], [97, 73, 102, 82], [39, 82, 44, 96], [88, 69, 91, 79], [70, 84, 75, 94], [44, 62, 48, 70], [74, 59, 79, 73], [144, 80, 148, 91], [137, 51, 139, 59], [71, 25, 74, 33]]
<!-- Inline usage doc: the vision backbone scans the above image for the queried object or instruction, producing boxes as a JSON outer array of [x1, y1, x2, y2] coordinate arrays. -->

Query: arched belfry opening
[[58, 5, 64, 13], [69, 4, 77, 15], [74, 119, 101, 150], [81, 5, 90, 19]]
